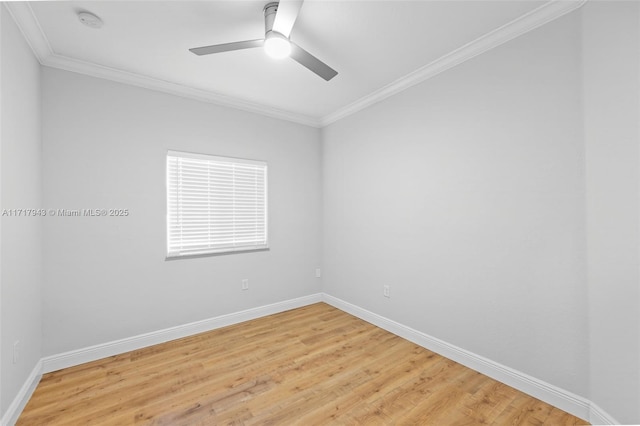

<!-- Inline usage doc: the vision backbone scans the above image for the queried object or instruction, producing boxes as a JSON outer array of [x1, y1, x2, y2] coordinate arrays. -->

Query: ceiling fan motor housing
[[189, 0, 338, 81]]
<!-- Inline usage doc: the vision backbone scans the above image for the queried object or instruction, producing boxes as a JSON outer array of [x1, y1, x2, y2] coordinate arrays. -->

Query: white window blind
[[167, 150, 268, 257]]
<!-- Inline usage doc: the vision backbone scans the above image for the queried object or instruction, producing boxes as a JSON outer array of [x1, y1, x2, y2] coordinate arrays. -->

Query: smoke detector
[[78, 11, 103, 29]]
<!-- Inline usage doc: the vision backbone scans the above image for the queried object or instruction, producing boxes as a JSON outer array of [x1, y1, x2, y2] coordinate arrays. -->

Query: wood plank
[[17, 303, 589, 425]]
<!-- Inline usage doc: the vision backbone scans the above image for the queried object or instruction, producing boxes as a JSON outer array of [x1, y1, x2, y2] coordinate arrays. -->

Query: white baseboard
[[1, 360, 42, 426], [322, 293, 619, 425], [41, 293, 323, 374], [5, 292, 621, 425], [589, 402, 621, 425]]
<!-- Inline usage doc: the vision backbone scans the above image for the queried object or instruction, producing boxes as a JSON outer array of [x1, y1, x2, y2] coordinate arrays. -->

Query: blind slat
[[167, 151, 268, 257]]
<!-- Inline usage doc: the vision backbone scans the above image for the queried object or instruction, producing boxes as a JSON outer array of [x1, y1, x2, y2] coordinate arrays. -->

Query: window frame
[[166, 150, 269, 259]]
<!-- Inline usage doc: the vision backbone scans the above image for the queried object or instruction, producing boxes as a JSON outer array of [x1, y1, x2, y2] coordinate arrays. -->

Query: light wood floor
[[19, 303, 588, 425]]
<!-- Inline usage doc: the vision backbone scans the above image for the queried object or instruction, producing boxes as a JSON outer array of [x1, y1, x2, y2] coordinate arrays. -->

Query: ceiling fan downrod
[[263, 2, 279, 35]]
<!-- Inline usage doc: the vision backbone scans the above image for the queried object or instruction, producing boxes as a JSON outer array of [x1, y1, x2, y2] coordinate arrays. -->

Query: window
[[166, 150, 268, 258]]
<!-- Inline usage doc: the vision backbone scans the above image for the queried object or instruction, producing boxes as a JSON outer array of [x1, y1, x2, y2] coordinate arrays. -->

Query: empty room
[[1, 0, 639, 424]]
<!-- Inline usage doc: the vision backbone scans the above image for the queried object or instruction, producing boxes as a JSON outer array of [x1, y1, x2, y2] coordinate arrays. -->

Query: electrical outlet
[[383, 285, 390, 298], [241, 279, 249, 290], [13, 341, 20, 364], [315, 268, 321, 278]]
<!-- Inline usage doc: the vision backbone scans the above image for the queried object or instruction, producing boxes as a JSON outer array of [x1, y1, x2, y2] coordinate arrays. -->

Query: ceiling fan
[[189, 1, 338, 81]]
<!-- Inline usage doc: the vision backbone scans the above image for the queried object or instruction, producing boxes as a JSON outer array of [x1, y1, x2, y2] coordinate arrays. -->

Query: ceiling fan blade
[[272, 0, 303, 38], [290, 43, 338, 81], [190, 39, 264, 56]]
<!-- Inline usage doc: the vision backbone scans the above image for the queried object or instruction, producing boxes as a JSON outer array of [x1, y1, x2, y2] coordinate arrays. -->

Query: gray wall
[[3, 2, 640, 423], [582, 2, 640, 423], [41, 68, 322, 356], [323, 4, 640, 422], [0, 6, 43, 418], [322, 10, 589, 399]]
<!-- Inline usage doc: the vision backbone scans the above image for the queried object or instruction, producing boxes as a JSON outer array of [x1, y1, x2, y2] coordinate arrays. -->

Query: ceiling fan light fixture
[[189, 0, 338, 80], [264, 31, 291, 59]]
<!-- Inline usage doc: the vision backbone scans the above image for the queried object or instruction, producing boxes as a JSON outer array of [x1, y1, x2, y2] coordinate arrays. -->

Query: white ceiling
[[8, 1, 585, 126]]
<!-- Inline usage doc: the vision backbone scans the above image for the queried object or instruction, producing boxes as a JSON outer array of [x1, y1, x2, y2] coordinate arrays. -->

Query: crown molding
[[3, 1, 51, 62], [320, 0, 587, 127], [3, 2, 322, 128], [6, 1, 586, 130], [42, 53, 323, 128]]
